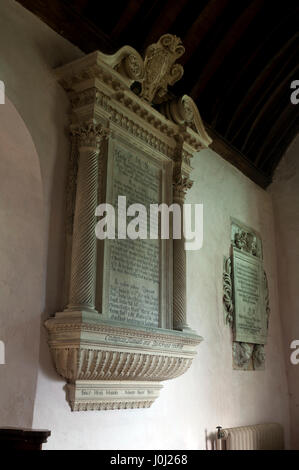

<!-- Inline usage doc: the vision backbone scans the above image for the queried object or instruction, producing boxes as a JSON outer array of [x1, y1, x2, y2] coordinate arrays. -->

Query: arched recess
[[0, 96, 44, 427]]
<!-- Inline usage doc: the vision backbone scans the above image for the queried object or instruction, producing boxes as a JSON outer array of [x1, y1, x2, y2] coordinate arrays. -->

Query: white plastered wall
[[0, 0, 292, 449]]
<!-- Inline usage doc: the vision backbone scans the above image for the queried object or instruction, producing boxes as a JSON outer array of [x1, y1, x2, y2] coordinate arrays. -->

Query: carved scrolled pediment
[[160, 95, 212, 148], [97, 46, 145, 83]]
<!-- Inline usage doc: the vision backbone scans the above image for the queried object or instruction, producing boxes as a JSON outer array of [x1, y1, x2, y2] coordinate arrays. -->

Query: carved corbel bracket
[[46, 312, 202, 411]]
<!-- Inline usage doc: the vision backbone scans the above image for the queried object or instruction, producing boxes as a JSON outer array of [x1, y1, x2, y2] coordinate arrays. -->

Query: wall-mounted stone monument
[[45, 34, 212, 410], [223, 219, 270, 370]]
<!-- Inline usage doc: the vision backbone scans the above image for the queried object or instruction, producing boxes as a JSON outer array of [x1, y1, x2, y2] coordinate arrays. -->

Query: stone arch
[[0, 96, 44, 427]]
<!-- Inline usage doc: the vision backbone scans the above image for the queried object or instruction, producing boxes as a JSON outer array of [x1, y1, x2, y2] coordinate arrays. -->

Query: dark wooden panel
[[0, 428, 51, 450]]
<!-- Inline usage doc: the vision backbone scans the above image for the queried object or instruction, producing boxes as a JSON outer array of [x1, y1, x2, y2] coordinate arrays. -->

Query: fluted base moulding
[[45, 311, 202, 411]]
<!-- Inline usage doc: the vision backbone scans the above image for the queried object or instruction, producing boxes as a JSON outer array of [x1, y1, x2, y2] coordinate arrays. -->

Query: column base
[[67, 381, 163, 411], [174, 323, 196, 334], [64, 306, 98, 315]]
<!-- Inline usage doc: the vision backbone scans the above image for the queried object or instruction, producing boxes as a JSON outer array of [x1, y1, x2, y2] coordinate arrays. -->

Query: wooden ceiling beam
[[180, 0, 230, 65], [140, 0, 189, 48], [16, 0, 115, 53], [16, 0, 298, 188], [210, 3, 285, 127], [225, 31, 298, 140], [70, 0, 89, 13], [242, 64, 299, 156], [190, 0, 264, 99], [111, 0, 145, 41]]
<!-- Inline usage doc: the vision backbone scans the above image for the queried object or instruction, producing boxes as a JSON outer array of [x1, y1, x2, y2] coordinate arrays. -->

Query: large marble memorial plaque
[[232, 248, 267, 345], [48, 37, 208, 411], [103, 141, 162, 328]]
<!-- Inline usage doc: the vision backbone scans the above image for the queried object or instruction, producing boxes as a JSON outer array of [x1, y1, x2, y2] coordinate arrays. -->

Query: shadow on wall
[[0, 96, 44, 427], [38, 83, 72, 385]]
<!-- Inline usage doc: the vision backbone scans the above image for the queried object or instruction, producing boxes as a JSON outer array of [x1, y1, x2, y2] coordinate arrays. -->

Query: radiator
[[218, 423, 284, 450]]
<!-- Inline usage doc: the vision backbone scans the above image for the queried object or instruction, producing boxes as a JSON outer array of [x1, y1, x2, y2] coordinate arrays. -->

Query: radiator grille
[[222, 423, 284, 450]]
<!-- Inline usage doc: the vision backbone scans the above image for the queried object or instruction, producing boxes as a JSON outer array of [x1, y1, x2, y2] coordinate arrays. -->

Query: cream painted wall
[[32, 147, 291, 450], [0, 97, 43, 427], [0, 0, 292, 449], [270, 135, 299, 449], [0, 0, 82, 428]]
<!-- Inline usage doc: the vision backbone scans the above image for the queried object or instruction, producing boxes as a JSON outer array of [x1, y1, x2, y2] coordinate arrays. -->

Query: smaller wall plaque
[[223, 219, 270, 370]]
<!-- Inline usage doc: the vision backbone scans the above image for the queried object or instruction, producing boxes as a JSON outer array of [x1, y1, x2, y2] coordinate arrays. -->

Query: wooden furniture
[[0, 428, 51, 450]]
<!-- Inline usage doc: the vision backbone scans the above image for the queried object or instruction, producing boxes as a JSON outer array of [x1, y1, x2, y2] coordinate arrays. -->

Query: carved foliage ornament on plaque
[[223, 219, 270, 370]]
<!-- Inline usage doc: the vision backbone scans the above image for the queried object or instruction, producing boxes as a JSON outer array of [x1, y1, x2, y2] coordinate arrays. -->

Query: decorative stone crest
[[140, 34, 185, 104], [232, 226, 262, 258]]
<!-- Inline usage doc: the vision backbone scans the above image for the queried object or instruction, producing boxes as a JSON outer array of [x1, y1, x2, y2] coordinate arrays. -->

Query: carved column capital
[[172, 161, 193, 204], [71, 122, 110, 151], [172, 166, 193, 200]]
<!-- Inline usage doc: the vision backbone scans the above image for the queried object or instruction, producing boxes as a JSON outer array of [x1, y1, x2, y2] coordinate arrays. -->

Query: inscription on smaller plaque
[[233, 248, 267, 344]]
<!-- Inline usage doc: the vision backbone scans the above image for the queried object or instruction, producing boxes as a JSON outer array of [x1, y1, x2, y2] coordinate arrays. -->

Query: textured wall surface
[[270, 135, 299, 449], [0, 0, 82, 428], [32, 147, 291, 450], [0, 0, 292, 450], [0, 97, 43, 427]]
